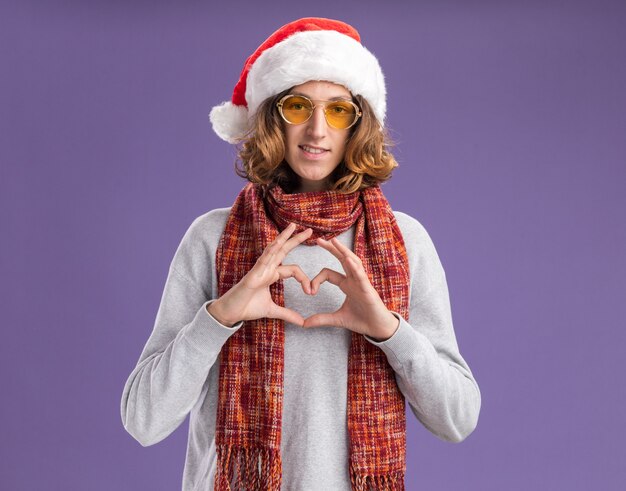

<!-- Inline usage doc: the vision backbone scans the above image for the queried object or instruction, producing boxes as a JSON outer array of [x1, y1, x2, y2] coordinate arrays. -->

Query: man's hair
[[235, 89, 399, 194]]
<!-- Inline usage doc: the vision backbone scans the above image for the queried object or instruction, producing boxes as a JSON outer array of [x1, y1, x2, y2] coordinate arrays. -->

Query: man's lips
[[299, 144, 330, 155]]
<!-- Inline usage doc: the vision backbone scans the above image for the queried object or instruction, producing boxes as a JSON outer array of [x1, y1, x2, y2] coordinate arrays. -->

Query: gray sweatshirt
[[120, 207, 481, 491]]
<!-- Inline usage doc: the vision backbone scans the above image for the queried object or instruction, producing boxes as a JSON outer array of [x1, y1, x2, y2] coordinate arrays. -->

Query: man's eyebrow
[[290, 91, 353, 101]]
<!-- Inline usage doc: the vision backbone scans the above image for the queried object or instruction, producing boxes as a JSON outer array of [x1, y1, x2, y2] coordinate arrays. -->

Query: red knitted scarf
[[214, 182, 409, 490]]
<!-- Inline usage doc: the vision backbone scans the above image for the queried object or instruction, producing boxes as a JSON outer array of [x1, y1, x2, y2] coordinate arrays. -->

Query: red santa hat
[[209, 17, 386, 143]]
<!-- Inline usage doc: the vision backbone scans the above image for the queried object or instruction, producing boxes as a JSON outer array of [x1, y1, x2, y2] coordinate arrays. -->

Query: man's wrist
[[207, 300, 238, 328], [370, 312, 400, 342]]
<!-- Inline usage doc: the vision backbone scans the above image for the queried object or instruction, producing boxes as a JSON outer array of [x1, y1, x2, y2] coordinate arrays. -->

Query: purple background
[[2, 1, 625, 489]]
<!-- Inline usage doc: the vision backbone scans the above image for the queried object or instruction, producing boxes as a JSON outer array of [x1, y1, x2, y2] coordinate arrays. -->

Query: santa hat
[[209, 17, 386, 144]]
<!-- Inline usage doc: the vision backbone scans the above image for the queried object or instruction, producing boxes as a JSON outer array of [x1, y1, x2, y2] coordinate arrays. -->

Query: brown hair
[[235, 89, 399, 194]]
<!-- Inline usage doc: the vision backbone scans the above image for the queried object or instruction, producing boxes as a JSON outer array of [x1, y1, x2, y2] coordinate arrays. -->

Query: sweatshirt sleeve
[[120, 211, 242, 447], [364, 212, 481, 443]]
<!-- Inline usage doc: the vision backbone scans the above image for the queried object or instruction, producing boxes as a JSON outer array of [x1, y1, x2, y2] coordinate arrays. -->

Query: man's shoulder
[[391, 210, 442, 266], [392, 210, 430, 242], [175, 207, 233, 259], [188, 207, 232, 236]]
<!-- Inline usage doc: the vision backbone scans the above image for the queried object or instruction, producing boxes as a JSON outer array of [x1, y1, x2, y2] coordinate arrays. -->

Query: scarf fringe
[[350, 464, 405, 491], [214, 444, 282, 490]]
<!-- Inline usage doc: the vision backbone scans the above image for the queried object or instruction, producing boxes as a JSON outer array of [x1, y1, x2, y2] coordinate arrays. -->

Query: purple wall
[[2, 1, 625, 489]]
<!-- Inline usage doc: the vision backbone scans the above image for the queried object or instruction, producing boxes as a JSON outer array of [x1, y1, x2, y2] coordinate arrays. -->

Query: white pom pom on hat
[[209, 17, 386, 144], [209, 101, 249, 144]]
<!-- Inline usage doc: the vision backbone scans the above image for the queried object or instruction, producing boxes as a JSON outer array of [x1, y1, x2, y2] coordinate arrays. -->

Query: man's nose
[[306, 105, 327, 139]]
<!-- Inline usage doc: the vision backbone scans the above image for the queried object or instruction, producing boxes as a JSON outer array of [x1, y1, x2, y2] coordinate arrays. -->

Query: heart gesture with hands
[[208, 223, 400, 342], [303, 237, 400, 341], [208, 223, 314, 327]]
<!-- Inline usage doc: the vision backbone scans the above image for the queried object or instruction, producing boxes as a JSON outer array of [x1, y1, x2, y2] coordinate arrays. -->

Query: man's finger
[[258, 223, 301, 266], [310, 267, 345, 294], [270, 222, 298, 251], [279, 227, 313, 256], [316, 237, 343, 260], [303, 312, 341, 329], [330, 237, 363, 267], [276, 222, 297, 241], [270, 305, 305, 327], [343, 255, 369, 282], [277, 264, 312, 294]]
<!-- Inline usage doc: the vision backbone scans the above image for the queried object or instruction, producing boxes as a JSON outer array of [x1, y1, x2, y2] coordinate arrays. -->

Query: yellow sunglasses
[[276, 94, 362, 130]]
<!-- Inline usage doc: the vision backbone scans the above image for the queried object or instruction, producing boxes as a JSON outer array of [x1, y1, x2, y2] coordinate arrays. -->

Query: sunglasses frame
[[276, 94, 362, 130]]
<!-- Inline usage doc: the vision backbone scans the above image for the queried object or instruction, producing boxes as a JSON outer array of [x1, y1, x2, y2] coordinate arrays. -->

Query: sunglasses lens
[[281, 96, 313, 124], [325, 101, 358, 129]]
